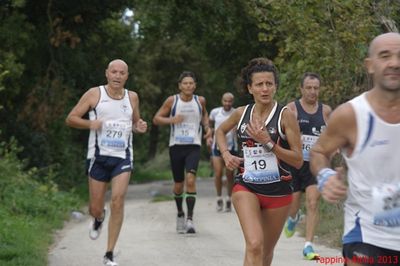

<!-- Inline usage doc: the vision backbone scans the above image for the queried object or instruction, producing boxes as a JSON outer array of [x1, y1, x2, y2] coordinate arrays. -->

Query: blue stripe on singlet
[[194, 95, 202, 133], [125, 134, 131, 160], [343, 215, 363, 244], [170, 95, 178, 135], [93, 108, 100, 157], [360, 113, 374, 153]]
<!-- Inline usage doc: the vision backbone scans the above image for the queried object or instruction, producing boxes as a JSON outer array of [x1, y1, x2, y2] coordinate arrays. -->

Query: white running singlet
[[342, 92, 400, 251], [87, 85, 133, 159], [209, 106, 236, 151], [169, 94, 202, 146]]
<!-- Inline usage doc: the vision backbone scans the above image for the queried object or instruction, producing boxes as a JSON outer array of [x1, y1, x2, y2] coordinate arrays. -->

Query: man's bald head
[[221, 92, 234, 111], [365, 32, 400, 92], [107, 59, 129, 72], [105, 59, 129, 89], [368, 32, 400, 57], [222, 92, 234, 101]]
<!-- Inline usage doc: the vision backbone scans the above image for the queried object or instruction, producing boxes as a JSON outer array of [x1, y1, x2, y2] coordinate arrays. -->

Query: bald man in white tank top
[[311, 33, 400, 265], [66, 59, 147, 266]]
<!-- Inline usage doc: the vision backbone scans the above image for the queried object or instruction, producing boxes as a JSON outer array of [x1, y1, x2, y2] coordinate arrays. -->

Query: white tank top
[[169, 94, 202, 146], [209, 106, 236, 151], [87, 86, 133, 159], [342, 92, 400, 250]]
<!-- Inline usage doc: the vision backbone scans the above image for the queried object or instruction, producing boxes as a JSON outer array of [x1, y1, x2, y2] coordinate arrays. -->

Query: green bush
[[133, 149, 172, 183], [0, 137, 83, 265]]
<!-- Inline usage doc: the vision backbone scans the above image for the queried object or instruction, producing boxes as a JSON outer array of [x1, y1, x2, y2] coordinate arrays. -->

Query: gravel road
[[48, 178, 342, 266]]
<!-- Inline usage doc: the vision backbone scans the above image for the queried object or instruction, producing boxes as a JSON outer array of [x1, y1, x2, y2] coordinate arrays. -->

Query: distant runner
[[153, 71, 211, 234], [208, 92, 237, 212]]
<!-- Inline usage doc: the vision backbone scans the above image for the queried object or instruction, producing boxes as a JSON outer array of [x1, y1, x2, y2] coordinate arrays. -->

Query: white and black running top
[[235, 102, 293, 196]]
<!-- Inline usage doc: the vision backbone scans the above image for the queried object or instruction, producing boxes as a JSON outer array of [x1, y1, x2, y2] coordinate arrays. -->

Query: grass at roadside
[[317, 201, 344, 248], [297, 199, 344, 248], [0, 139, 83, 266]]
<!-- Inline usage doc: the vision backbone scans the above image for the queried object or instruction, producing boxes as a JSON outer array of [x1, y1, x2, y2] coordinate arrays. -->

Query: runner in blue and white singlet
[[343, 92, 400, 251], [66, 59, 147, 266], [153, 71, 211, 235], [87, 85, 133, 161], [311, 33, 400, 264], [168, 94, 203, 147]]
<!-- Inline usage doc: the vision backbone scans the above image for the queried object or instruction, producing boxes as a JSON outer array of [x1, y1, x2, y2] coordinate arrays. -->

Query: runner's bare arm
[[285, 101, 298, 119], [322, 104, 333, 123], [310, 103, 355, 203], [129, 91, 147, 133], [310, 103, 355, 174], [66, 87, 101, 130], [216, 107, 244, 170], [276, 108, 303, 169], [152, 96, 182, 126]]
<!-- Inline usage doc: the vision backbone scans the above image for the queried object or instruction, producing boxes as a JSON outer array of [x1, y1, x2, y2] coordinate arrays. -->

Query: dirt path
[[48, 178, 342, 265]]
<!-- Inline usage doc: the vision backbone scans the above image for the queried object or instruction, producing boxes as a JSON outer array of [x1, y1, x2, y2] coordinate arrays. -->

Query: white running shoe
[[216, 199, 223, 212], [176, 213, 186, 234], [225, 200, 232, 212], [89, 209, 105, 240], [186, 219, 196, 234], [103, 256, 118, 266]]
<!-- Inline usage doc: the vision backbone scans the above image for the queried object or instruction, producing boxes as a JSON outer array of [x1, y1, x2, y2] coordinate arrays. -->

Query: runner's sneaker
[[225, 199, 232, 212], [89, 209, 106, 240], [216, 199, 223, 212], [103, 253, 118, 266], [283, 211, 300, 238], [176, 213, 186, 234], [303, 245, 320, 260], [186, 219, 196, 234]]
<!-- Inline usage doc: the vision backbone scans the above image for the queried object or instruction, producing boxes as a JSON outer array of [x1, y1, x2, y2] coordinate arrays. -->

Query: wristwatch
[[262, 141, 275, 152]]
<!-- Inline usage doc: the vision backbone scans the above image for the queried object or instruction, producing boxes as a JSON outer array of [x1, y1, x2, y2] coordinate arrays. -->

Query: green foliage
[[248, 0, 399, 106], [0, 1, 399, 258], [0, 0, 141, 189], [132, 0, 274, 112], [0, 137, 82, 265], [0, 3, 34, 107]]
